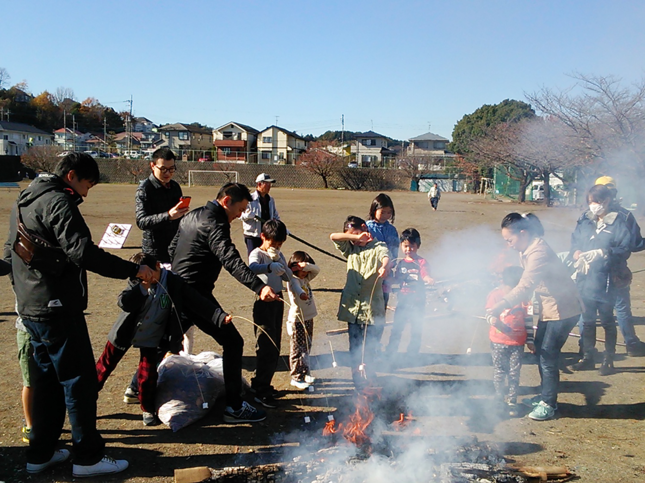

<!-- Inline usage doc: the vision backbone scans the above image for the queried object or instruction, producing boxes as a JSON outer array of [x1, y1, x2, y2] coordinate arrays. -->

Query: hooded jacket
[[4, 173, 139, 319], [108, 269, 229, 352], [169, 200, 265, 296]]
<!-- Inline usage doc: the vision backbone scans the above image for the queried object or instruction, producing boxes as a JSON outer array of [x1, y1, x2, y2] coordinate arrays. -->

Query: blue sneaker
[[528, 401, 556, 421], [223, 401, 267, 423]]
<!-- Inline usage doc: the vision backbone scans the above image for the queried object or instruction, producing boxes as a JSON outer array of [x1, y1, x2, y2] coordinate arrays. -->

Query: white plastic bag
[[155, 351, 247, 431]]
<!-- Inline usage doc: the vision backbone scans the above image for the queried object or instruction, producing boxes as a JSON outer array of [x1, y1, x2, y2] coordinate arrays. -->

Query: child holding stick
[[249, 220, 307, 408], [485, 265, 534, 417], [331, 216, 389, 391], [286, 251, 320, 389]]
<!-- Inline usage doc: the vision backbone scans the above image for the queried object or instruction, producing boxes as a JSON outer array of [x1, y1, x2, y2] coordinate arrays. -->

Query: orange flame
[[342, 394, 374, 448], [392, 412, 413, 431], [322, 420, 338, 436]]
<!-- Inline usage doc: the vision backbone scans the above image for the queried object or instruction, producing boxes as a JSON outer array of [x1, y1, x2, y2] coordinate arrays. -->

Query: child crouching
[[485, 266, 533, 417], [287, 251, 320, 389], [331, 216, 390, 391], [96, 253, 231, 426]]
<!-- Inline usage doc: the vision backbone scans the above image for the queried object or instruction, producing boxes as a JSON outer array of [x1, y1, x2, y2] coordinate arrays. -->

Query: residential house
[[351, 131, 395, 167], [0, 122, 54, 155], [407, 131, 449, 156], [157, 123, 213, 157], [113, 132, 143, 154], [256, 125, 307, 164], [54, 127, 91, 151], [212, 121, 259, 163], [133, 117, 156, 133]]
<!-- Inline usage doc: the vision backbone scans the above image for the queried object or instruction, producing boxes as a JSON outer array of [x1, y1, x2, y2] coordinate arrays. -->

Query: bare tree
[[527, 74, 645, 208], [0, 67, 11, 89], [21, 146, 61, 173], [52, 86, 76, 106], [297, 141, 344, 188]]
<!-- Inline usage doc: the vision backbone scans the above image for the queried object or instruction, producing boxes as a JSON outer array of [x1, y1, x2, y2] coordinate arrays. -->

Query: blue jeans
[[22, 314, 104, 466], [614, 285, 641, 346], [534, 316, 578, 408]]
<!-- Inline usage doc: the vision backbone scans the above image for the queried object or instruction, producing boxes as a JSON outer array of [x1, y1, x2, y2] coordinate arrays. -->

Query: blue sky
[[4, 0, 645, 141]]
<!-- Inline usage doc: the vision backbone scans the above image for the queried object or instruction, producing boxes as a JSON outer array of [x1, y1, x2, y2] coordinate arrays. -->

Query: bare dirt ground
[[1, 183, 644, 482]]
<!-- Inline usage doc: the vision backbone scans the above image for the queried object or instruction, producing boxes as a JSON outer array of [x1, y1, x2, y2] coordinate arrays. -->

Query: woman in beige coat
[[488, 213, 581, 421]]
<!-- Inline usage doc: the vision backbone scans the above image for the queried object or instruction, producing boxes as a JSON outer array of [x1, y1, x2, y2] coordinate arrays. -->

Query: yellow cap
[[595, 176, 616, 189]]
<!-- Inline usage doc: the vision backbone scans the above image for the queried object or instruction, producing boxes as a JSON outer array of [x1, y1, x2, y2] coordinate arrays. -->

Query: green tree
[[449, 99, 535, 156]]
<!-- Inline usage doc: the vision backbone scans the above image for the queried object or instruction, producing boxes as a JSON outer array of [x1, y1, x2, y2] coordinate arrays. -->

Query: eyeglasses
[[153, 165, 176, 174]]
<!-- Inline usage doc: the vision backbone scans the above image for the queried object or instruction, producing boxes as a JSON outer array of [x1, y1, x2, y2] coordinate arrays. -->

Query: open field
[[1, 183, 645, 482]]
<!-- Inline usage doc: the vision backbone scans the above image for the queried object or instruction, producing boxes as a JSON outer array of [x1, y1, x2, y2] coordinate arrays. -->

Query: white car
[[84, 151, 99, 158], [57, 151, 71, 157]]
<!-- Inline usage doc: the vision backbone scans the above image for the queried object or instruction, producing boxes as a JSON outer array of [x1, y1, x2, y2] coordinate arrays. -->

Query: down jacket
[[4, 174, 138, 319], [135, 174, 183, 263]]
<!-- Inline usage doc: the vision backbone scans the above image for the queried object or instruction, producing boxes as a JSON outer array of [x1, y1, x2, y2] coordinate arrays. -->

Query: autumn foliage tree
[[297, 141, 344, 188]]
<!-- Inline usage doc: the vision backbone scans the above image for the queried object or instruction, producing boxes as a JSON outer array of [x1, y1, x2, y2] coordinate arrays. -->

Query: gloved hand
[[579, 249, 605, 264], [269, 262, 285, 276], [486, 314, 498, 326], [573, 257, 590, 275]]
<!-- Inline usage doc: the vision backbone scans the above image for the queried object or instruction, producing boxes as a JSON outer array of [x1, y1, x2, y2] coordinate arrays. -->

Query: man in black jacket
[[136, 148, 188, 264], [4, 153, 154, 478], [170, 182, 278, 423]]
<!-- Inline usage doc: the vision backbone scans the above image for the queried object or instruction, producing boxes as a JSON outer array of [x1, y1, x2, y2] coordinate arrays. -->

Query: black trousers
[[184, 296, 245, 409], [251, 296, 284, 395], [23, 313, 105, 466]]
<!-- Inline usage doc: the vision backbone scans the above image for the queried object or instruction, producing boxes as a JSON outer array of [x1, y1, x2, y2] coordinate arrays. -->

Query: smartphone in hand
[[177, 196, 191, 209]]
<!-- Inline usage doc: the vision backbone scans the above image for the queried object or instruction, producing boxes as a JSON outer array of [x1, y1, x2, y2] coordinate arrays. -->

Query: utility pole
[[341, 114, 344, 145], [125, 96, 133, 154], [103, 115, 107, 154], [63, 110, 67, 150], [275, 115, 279, 126], [72, 114, 76, 152]]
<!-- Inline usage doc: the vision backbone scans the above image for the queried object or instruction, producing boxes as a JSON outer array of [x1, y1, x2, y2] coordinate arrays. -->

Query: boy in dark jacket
[[95, 253, 231, 426]]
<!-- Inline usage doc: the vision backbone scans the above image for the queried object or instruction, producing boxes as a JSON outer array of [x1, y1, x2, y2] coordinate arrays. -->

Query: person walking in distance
[[4, 153, 155, 477], [241, 173, 281, 256], [428, 182, 441, 211]]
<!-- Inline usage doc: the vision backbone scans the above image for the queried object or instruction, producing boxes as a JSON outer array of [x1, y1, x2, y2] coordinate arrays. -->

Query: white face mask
[[589, 203, 604, 216]]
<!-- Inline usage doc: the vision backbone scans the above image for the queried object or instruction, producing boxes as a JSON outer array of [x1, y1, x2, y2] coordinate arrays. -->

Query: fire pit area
[[202, 436, 573, 482], [195, 389, 574, 483]]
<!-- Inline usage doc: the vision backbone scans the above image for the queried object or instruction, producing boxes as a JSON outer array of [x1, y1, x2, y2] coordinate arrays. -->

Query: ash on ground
[[207, 437, 530, 483]]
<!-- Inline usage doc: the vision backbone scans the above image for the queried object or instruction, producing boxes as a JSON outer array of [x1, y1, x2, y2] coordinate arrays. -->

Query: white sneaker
[[26, 449, 70, 474], [73, 456, 129, 478], [304, 375, 316, 383], [290, 379, 310, 390]]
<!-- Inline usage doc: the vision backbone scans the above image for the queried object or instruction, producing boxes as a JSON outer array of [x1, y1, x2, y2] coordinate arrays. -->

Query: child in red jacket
[[485, 266, 534, 416]]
